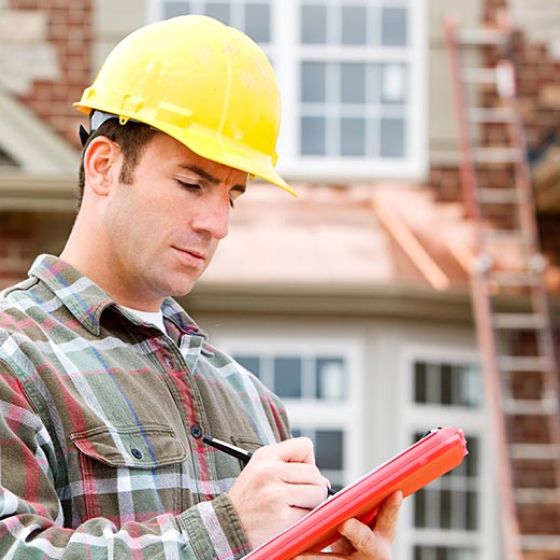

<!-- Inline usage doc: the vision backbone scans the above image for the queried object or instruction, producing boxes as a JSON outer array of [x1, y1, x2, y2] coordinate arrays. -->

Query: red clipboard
[[244, 426, 467, 560]]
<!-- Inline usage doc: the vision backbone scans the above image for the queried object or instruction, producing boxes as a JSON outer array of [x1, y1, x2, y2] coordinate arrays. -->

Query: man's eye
[[177, 180, 201, 191]]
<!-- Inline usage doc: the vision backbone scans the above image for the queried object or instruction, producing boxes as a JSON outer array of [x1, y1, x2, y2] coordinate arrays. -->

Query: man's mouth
[[172, 247, 206, 266]]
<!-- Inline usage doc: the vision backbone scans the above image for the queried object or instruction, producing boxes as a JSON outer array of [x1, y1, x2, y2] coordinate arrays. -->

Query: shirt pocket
[[70, 424, 186, 468], [69, 424, 187, 523]]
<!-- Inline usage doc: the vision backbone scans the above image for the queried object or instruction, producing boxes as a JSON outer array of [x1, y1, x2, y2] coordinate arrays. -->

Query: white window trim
[[213, 335, 364, 483], [146, 0, 428, 181], [275, 0, 427, 181], [397, 344, 500, 560]]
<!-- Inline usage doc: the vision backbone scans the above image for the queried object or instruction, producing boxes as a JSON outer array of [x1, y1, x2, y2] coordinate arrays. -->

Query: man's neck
[[60, 237, 164, 313]]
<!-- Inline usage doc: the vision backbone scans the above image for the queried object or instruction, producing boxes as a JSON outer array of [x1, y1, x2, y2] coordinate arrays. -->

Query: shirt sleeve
[[0, 373, 252, 560]]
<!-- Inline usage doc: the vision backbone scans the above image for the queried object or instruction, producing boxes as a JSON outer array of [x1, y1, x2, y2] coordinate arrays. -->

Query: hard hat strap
[[91, 110, 119, 131], [79, 110, 146, 148], [78, 125, 90, 148]]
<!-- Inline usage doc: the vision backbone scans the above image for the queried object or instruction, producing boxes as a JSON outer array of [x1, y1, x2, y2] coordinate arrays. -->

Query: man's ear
[[83, 136, 122, 197]]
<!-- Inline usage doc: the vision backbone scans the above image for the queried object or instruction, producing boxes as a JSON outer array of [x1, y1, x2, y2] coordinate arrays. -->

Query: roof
[[200, 180, 560, 300], [201, 181, 473, 291]]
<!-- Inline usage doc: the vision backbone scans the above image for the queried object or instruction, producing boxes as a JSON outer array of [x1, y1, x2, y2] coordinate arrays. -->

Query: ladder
[[445, 14, 560, 560]]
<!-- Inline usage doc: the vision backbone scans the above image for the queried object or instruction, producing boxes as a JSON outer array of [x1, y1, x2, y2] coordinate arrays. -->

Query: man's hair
[[77, 118, 159, 211]]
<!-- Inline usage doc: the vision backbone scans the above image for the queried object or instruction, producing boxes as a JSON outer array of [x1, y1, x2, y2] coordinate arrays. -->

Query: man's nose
[[192, 194, 230, 239]]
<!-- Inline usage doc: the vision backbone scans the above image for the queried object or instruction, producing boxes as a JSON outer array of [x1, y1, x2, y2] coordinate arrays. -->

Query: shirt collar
[[161, 297, 203, 336], [29, 254, 203, 338]]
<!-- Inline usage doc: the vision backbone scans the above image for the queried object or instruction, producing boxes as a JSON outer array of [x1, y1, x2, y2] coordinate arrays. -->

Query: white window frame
[[146, 0, 428, 181], [397, 345, 500, 560], [212, 335, 365, 483]]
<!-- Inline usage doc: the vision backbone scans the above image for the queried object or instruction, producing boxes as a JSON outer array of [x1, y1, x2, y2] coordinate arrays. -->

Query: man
[[0, 15, 401, 559]]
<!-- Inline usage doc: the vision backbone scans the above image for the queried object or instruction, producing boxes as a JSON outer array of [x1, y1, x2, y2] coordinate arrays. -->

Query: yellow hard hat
[[74, 15, 295, 196]]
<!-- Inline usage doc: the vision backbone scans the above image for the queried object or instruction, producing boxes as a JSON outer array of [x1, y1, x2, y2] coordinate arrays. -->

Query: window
[[413, 548, 477, 560], [400, 350, 498, 560], [148, 0, 427, 180], [213, 335, 363, 489], [414, 432, 479, 531], [292, 427, 345, 489], [414, 361, 481, 409], [234, 351, 351, 489], [235, 354, 347, 400]]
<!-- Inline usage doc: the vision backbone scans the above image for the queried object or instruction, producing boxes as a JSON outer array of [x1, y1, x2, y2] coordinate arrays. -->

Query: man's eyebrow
[[180, 164, 246, 193]]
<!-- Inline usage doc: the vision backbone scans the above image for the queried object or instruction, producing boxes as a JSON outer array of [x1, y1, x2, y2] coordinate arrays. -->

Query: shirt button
[[190, 426, 203, 439], [130, 447, 143, 460], [164, 356, 174, 369]]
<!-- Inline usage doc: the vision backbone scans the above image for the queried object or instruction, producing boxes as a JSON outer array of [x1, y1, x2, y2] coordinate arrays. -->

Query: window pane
[[341, 118, 366, 157], [441, 488, 452, 529], [466, 490, 478, 530], [301, 117, 326, 155], [205, 2, 230, 25], [245, 3, 271, 43], [414, 484, 426, 527], [366, 63, 382, 104], [441, 364, 452, 405], [459, 364, 481, 408], [341, 63, 366, 104], [380, 118, 405, 158], [273, 356, 302, 398], [316, 357, 346, 400], [302, 62, 326, 103], [341, 6, 367, 45], [414, 547, 477, 560], [234, 355, 261, 378], [381, 7, 408, 46], [315, 430, 343, 470], [382, 64, 406, 103], [414, 362, 427, 403], [301, 4, 327, 44], [415, 361, 481, 408], [450, 364, 461, 406], [164, 2, 190, 18], [464, 436, 478, 477]]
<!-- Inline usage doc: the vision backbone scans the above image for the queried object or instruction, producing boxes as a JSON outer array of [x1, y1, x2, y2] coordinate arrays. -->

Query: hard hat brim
[[74, 103, 297, 197]]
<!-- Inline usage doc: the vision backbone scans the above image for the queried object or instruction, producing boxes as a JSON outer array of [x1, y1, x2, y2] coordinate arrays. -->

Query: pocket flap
[[70, 424, 187, 469], [230, 435, 263, 454]]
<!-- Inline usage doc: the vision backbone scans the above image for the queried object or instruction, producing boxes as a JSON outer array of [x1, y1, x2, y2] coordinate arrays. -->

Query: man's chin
[[165, 279, 198, 298], [156, 266, 204, 299]]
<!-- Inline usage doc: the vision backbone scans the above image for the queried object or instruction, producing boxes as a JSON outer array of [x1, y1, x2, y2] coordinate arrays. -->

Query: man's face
[[102, 133, 247, 309]]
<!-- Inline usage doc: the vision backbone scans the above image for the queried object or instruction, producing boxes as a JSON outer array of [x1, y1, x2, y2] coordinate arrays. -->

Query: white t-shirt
[[121, 306, 166, 333]]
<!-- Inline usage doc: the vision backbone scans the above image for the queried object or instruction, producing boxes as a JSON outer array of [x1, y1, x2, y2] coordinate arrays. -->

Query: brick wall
[[431, 3, 560, 193], [0, 211, 74, 289], [510, 0, 560, 59], [0, 2, 91, 287], [7, 0, 93, 147], [429, 0, 560, 278], [0, 213, 38, 287]]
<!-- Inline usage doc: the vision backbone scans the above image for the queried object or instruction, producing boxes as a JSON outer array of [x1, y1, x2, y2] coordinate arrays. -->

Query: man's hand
[[297, 491, 403, 560], [228, 437, 331, 548]]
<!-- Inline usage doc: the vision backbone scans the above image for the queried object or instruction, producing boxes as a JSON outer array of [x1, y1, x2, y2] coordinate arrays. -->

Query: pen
[[202, 435, 336, 496], [202, 435, 254, 463]]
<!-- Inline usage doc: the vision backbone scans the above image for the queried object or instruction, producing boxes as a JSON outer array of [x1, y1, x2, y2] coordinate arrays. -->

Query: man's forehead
[[145, 132, 248, 188], [178, 163, 247, 192]]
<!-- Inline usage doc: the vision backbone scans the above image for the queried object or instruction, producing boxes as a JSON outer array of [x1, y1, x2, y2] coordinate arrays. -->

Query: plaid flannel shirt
[[0, 254, 290, 559]]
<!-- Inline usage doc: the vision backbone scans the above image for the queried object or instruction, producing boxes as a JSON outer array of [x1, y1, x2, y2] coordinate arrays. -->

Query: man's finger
[[254, 436, 316, 464], [336, 491, 402, 554], [371, 490, 403, 541]]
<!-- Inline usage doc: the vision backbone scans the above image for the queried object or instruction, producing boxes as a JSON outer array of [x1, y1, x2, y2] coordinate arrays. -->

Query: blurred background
[[1, 1, 560, 558]]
